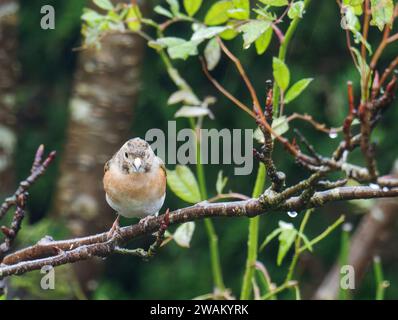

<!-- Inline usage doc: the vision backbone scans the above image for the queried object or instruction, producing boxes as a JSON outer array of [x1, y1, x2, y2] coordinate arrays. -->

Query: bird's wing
[[157, 157, 167, 177], [104, 160, 110, 173]]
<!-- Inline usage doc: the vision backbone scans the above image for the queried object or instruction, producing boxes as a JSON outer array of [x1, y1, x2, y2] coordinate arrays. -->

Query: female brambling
[[103, 138, 166, 231]]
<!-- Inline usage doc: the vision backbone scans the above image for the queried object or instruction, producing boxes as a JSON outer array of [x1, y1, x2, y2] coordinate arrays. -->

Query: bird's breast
[[103, 166, 166, 217]]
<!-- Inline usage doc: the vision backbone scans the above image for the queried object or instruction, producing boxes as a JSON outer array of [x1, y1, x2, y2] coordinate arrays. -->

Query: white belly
[[106, 193, 165, 218]]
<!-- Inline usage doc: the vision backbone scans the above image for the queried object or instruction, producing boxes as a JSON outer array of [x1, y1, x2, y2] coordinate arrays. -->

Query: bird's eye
[[124, 152, 129, 158]]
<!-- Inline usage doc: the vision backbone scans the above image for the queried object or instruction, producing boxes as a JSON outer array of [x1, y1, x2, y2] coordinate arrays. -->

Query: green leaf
[[154, 5, 173, 18], [166, 165, 202, 203], [204, 38, 221, 71], [168, 40, 199, 60], [272, 57, 290, 91], [259, 228, 282, 251], [93, 0, 114, 11], [284, 78, 313, 104], [82, 9, 105, 23], [255, 26, 273, 55], [184, 0, 203, 16], [288, 1, 305, 19], [238, 20, 271, 49], [228, 0, 250, 19], [370, 0, 393, 31], [191, 26, 227, 42], [173, 222, 196, 248], [259, 0, 288, 6], [272, 116, 289, 137], [216, 170, 228, 194], [167, 0, 180, 15], [154, 37, 186, 48], [220, 23, 239, 40], [204, 0, 233, 25], [126, 5, 142, 32], [344, 5, 361, 30], [254, 117, 289, 143], [277, 227, 297, 265]]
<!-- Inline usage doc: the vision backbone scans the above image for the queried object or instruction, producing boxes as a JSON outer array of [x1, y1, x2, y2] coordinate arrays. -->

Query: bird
[[103, 137, 166, 234]]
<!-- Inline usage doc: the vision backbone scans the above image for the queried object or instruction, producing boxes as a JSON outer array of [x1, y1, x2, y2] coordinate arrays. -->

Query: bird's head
[[118, 138, 155, 174]]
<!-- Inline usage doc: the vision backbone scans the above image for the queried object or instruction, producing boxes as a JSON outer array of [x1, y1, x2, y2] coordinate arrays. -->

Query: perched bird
[[103, 138, 166, 232]]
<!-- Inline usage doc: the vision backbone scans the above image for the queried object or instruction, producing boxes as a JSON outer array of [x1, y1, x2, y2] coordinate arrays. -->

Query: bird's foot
[[107, 215, 121, 240], [115, 209, 170, 260], [138, 215, 156, 230]]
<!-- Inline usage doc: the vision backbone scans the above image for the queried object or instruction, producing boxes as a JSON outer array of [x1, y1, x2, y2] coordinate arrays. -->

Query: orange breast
[[103, 167, 166, 206]]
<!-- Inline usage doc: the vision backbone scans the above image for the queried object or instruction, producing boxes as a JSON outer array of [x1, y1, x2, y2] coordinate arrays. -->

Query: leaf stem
[[273, 0, 312, 115], [189, 118, 225, 292], [285, 209, 313, 283], [240, 163, 266, 299]]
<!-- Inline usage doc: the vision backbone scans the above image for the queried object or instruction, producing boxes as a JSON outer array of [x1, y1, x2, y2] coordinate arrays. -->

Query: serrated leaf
[[167, 165, 201, 203], [154, 5, 173, 18], [204, 0, 233, 25], [277, 228, 297, 265], [255, 26, 273, 55], [285, 78, 313, 104], [93, 0, 114, 11], [204, 38, 221, 71], [238, 20, 271, 49], [216, 170, 228, 194], [191, 26, 227, 41], [259, 0, 288, 6], [184, 0, 203, 16], [273, 57, 290, 91], [126, 5, 142, 32], [288, 1, 305, 19], [173, 222, 196, 248], [370, 0, 393, 31], [174, 106, 211, 118]]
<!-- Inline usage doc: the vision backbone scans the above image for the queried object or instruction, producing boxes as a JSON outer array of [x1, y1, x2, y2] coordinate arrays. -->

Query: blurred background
[[0, 0, 397, 299]]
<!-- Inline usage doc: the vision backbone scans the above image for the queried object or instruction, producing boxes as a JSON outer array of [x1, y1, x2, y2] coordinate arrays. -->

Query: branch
[[0, 145, 56, 260], [2, 183, 398, 278]]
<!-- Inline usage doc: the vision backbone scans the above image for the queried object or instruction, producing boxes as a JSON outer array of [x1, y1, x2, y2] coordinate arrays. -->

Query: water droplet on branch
[[329, 131, 338, 139], [369, 183, 380, 190], [287, 211, 298, 218]]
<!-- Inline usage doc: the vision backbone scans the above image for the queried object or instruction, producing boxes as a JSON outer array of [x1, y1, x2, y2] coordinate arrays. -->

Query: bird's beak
[[133, 157, 142, 172]]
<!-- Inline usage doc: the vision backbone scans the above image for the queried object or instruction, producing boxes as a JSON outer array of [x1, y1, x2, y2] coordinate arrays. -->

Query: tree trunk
[[0, 0, 19, 199], [52, 30, 144, 291], [313, 161, 398, 300]]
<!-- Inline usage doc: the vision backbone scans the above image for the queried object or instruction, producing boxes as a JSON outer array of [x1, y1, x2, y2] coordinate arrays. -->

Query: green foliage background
[[7, 0, 398, 299]]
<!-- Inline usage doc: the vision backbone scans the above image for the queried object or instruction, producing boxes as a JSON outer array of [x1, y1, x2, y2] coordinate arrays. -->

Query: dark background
[[1, 0, 397, 299]]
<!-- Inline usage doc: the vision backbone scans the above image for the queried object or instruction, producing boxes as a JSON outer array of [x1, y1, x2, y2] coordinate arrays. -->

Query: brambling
[[103, 138, 166, 232]]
